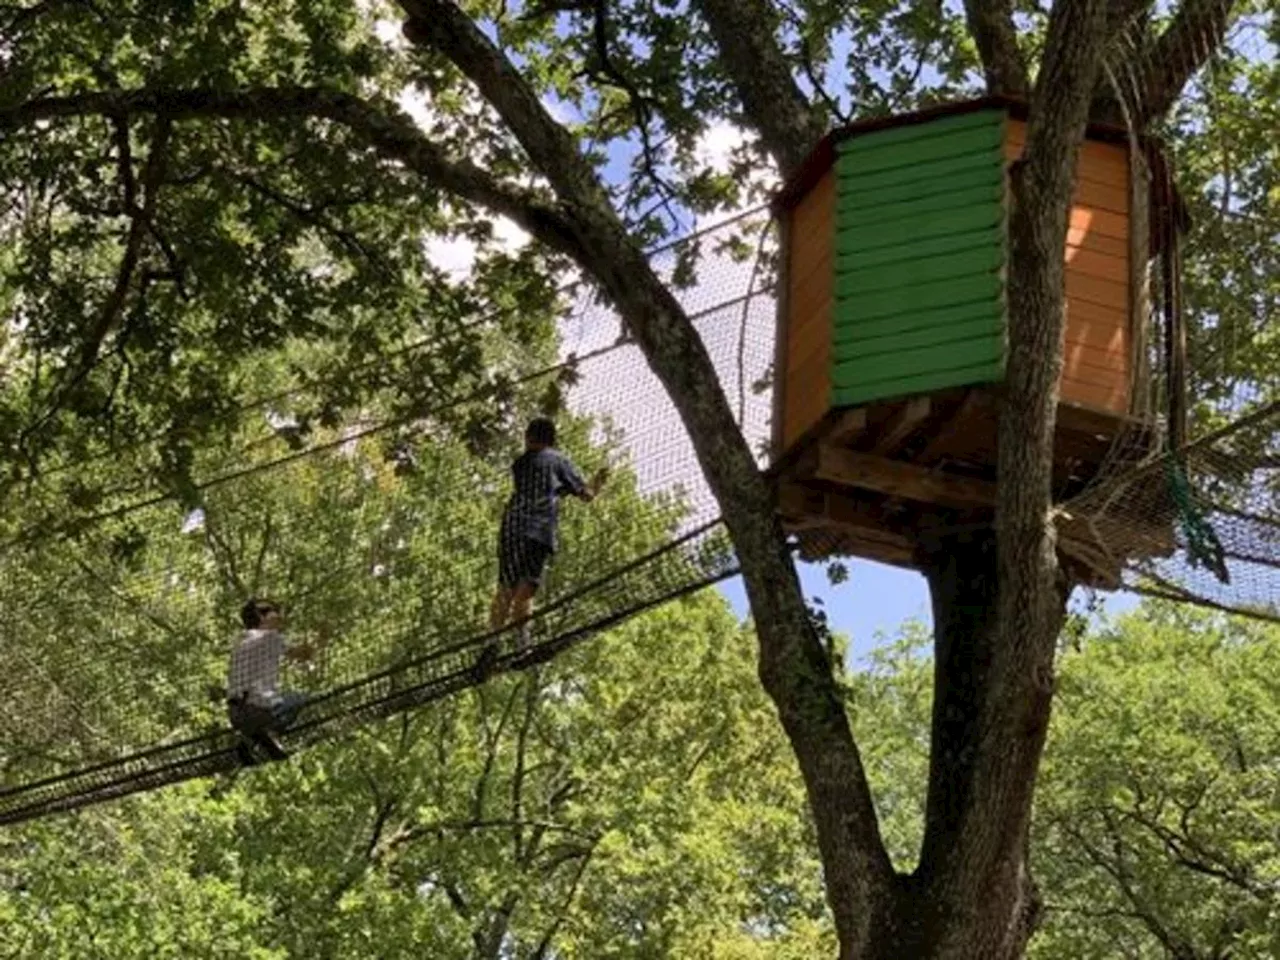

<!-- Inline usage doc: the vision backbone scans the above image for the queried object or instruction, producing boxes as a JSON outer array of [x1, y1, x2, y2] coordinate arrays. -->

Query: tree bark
[[395, 2, 897, 953], [690, 0, 828, 179], [961, 0, 1031, 97], [1137, 0, 1239, 125]]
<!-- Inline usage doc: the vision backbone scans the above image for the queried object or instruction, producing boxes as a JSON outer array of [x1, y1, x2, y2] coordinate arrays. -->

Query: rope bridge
[[1, 188, 1277, 828], [0, 519, 738, 826], [0, 213, 772, 827]]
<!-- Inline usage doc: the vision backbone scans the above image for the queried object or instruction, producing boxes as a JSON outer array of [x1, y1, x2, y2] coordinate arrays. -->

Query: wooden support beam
[[870, 397, 931, 456], [778, 482, 917, 568], [827, 407, 868, 447], [915, 389, 994, 466], [808, 444, 997, 509]]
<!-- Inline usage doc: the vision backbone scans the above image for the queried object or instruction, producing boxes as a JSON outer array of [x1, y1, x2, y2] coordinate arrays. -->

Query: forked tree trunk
[[856, 531, 1065, 960]]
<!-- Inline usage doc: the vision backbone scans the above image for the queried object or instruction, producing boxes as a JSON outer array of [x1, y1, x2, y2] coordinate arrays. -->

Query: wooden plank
[[833, 361, 1003, 410], [1064, 246, 1128, 286], [838, 272, 1003, 320], [834, 316, 1003, 364], [1063, 341, 1129, 377], [914, 389, 994, 465], [836, 244, 1004, 298], [1055, 401, 1132, 439], [1065, 269, 1128, 313], [839, 108, 1004, 157], [833, 334, 1005, 390], [870, 397, 932, 456], [777, 484, 917, 568], [1066, 227, 1128, 259], [1068, 205, 1129, 242], [827, 407, 868, 446], [1128, 144, 1152, 418], [772, 211, 795, 460], [787, 277, 833, 340], [837, 181, 1005, 225], [840, 162, 1004, 210], [838, 145, 1004, 193], [838, 224, 1004, 272], [838, 205, 1004, 254], [1060, 377, 1128, 415], [1064, 298, 1130, 348], [788, 226, 833, 278], [808, 444, 997, 508], [833, 298, 1005, 347]]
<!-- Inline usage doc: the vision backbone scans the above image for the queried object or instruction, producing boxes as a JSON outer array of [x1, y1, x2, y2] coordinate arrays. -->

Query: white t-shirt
[[228, 629, 285, 707]]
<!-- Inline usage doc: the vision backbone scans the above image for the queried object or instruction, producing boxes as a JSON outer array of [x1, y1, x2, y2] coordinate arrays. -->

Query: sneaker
[[253, 731, 290, 762], [472, 642, 500, 681], [234, 740, 260, 767]]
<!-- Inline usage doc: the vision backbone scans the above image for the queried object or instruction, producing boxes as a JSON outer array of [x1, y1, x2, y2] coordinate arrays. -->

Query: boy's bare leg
[[510, 582, 536, 625], [489, 586, 514, 631], [511, 582, 537, 650]]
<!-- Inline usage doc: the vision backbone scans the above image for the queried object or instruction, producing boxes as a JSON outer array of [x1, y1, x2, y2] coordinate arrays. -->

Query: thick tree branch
[[915, 1, 1114, 952], [0, 87, 580, 258], [690, 0, 827, 180], [394, 2, 894, 951], [962, 0, 1031, 97], [1136, 0, 1240, 125]]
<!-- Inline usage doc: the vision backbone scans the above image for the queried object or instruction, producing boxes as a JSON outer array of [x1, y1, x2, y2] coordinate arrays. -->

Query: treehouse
[[770, 97, 1182, 582]]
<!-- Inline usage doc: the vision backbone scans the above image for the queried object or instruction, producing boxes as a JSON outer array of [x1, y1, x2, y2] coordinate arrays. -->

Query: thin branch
[[232, 170, 387, 274], [530, 845, 595, 960], [961, 0, 1031, 97], [579, 0, 682, 230]]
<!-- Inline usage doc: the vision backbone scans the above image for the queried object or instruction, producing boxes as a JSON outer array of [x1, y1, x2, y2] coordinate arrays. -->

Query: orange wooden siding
[[1005, 120, 1131, 414], [782, 169, 835, 450]]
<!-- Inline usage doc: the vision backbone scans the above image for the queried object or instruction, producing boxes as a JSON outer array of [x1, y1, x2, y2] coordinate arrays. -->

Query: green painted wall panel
[[836, 124, 1004, 179], [837, 182, 1005, 226], [828, 106, 1008, 408], [832, 299, 1005, 347], [832, 334, 1004, 385], [833, 315, 1002, 361], [835, 246, 1003, 298], [836, 108, 1002, 155], [836, 206, 1004, 256], [838, 164, 1003, 212], [836, 146, 1006, 195], [836, 273, 1003, 323], [832, 361, 1005, 409], [836, 224, 1003, 272]]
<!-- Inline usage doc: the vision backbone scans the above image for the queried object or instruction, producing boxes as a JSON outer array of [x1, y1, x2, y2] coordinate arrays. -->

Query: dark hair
[[241, 598, 279, 629], [525, 417, 556, 447]]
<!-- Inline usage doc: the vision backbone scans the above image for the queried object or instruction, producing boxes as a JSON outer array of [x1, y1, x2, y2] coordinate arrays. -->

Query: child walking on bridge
[[227, 598, 315, 765], [489, 418, 607, 649]]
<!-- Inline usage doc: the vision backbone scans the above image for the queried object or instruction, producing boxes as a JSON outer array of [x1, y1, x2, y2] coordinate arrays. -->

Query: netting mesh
[[2, 4, 1279, 824], [1056, 2, 1278, 619], [0, 212, 771, 824]]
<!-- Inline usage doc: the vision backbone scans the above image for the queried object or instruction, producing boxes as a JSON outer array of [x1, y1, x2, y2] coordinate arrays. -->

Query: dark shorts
[[228, 692, 307, 735], [499, 533, 553, 590]]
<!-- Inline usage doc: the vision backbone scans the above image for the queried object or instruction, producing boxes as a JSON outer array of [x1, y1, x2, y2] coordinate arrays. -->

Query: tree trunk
[[850, 532, 1059, 960]]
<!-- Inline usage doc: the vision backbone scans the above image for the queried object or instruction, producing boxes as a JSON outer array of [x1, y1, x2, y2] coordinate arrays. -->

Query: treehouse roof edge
[[772, 95, 1155, 215]]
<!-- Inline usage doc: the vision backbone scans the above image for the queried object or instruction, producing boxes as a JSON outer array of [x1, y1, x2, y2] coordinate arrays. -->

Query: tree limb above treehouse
[[962, 0, 1031, 98], [690, 0, 829, 180]]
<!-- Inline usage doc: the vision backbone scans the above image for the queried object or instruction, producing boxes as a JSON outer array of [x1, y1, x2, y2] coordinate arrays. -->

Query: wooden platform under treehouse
[[769, 97, 1178, 584]]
